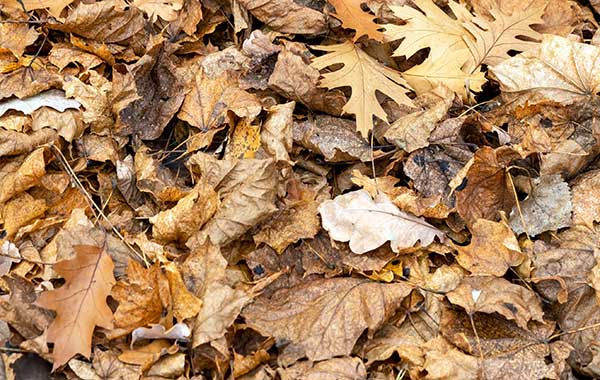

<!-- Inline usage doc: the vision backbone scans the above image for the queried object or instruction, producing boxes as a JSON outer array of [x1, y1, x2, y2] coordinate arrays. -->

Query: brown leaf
[[293, 116, 372, 162], [62, 72, 113, 133], [0, 67, 61, 100], [0, 147, 46, 203], [420, 336, 479, 380], [571, 169, 600, 227], [134, 147, 190, 202], [0, 275, 53, 340], [164, 262, 203, 322], [242, 277, 412, 361], [48, 43, 103, 72], [509, 174, 572, 235], [112, 37, 185, 140], [178, 67, 261, 131], [182, 241, 250, 347], [186, 156, 278, 247], [455, 147, 518, 226], [150, 180, 219, 243], [133, 0, 183, 22], [319, 189, 444, 254], [111, 261, 169, 338], [278, 357, 367, 380], [446, 276, 544, 329], [0, 23, 38, 58], [36, 245, 116, 371], [260, 102, 294, 163], [3, 192, 47, 237], [238, 0, 327, 35], [268, 45, 346, 116], [50, 0, 145, 44], [456, 219, 524, 276]]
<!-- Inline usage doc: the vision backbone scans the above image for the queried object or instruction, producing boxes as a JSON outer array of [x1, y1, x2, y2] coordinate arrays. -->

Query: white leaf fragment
[[0, 89, 81, 117], [319, 189, 444, 254]]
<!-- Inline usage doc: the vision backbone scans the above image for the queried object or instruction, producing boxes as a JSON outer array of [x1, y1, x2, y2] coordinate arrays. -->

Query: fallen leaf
[[420, 336, 479, 380], [0, 23, 38, 58], [48, 43, 103, 72], [131, 323, 191, 345], [446, 276, 544, 329], [278, 357, 367, 380], [133, 0, 183, 22], [164, 262, 202, 322], [36, 245, 116, 371], [328, 0, 384, 42], [261, 102, 294, 163], [509, 174, 572, 235], [311, 42, 414, 137], [570, 169, 600, 226], [238, 0, 327, 35], [490, 35, 600, 105], [456, 219, 524, 276], [242, 277, 412, 361], [134, 147, 190, 203], [319, 189, 444, 254]]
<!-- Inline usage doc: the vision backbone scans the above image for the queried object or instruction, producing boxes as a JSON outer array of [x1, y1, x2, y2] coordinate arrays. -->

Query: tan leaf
[[186, 156, 278, 247], [150, 180, 219, 243], [490, 35, 600, 105], [133, 0, 183, 22], [319, 189, 444, 254], [48, 43, 103, 71], [50, 0, 145, 43], [0, 126, 57, 158], [164, 262, 202, 322], [0, 147, 46, 203], [178, 67, 261, 131], [3, 192, 47, 237], [570, 169, 600, 227], [509, 174, 572, 235], [0, 23, 38, 58], [242, 278, 412, 361], [63, 72, 113, 133], [446, 276, 544, 329], [134, 147, 190, 202], [111, 261, 169, 338], [182, 241, 251, 347], [268, 45, 346, 116], [278, 357, 367, 380], [420, 337, 479, 380], [311, 42, 414, 137], [238, 0, 327, 35], [32, 108, 84, 142], [36, 245, 116, 371], [0, 0, 74, 19], [328, 0, 384, 42], [456, 219, 524, 276], [261, 102, 294, 163], [92, 349, 140, 380]]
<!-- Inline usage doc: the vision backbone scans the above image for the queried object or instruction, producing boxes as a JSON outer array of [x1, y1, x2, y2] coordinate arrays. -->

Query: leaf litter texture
[[2, 0, 600, 379]]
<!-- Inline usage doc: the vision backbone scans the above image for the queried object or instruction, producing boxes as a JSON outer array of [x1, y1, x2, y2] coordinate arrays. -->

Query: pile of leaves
[[2, 0, 600, 378]]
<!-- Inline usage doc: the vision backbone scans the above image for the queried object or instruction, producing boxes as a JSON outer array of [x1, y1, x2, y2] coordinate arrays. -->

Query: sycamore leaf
[[311, 42, 413, 137], [490, 35, 600, 104], [319, 189, 444, 254], [36, 245, 116, 371], [242, 278, 412, 361], [327, 0, 384, 42]]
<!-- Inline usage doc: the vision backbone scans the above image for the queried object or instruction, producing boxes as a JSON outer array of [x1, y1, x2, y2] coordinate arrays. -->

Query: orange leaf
[[328, 0, 384, 42], [37, 245, 116, 371]]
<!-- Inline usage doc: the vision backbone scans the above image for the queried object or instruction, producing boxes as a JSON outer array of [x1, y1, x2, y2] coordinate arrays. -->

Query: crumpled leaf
[[112, 37, 185, 140], [0, 23, 38, 58], [238, 0, 327, 35], [133, 0, 183, 22], [48, 43, 103, 72], [490, 35, 600, 105], [134, 147, 190, 202], [242, 277, 412, 361], [278, 357, 367, 380], [50, 0, 145, 43], [420, 336, 479, 380], [509, 174, 572, 235], [456, 219, 524, 276], [0, 90, 80, 118], [164, 262, 203, 322], [150, 180, 219, 243], [260, 102, 294, 163], [37, 245, 116, 371], [131, 323, 191, 346], [63, 72, 113, 133], [186, 155, 278, 247], [181, 241, 250, 347], [0, 147, 46, 203], [570, 169, 600, 227], [311, 41, 414, 137], [446, 276, 544, 329], [293, 116, 372, 162], [319, 189, 444, 254]]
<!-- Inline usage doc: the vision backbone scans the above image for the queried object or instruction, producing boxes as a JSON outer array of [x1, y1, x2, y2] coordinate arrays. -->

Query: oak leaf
[[242, 277, 412, 361], [36, 245, 116, 371], [311, 41, 414, 137], [328, 0, 384, 42], [319, 189, 444, 254]]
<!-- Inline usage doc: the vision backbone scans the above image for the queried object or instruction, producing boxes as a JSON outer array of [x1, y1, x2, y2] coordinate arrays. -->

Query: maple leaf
[[36, 245, 116, 371], [319, 189, 444, 254], [311, 41, 414, 137], [327, 0, 384, 42]]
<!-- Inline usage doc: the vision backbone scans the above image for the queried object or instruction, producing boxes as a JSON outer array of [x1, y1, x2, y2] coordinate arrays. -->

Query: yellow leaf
[[311, 41, 413, 137]]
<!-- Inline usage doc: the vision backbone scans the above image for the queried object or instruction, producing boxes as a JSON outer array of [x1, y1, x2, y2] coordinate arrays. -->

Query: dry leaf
[[131, 323, 191, 345], [278, 357, 367, 380], [36, 245, 116, 371], [446, 276, 544, 329], [571, 169, 600, 226], [238, 0, 327, 35], [456, 219, 524, 276], [328, 0, 384, 42], [133, 0, 183, 22], [311, 42, 413, 137], [261, 102, 294, 163], [509, 174, 572, 235], [242, 278, 412, 361], [491, 35, 600, 105], [164, 262, 202, 322], [0, 90, 80, 118], [319, 189, 444, 254], [0, 23, 38, 58]]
